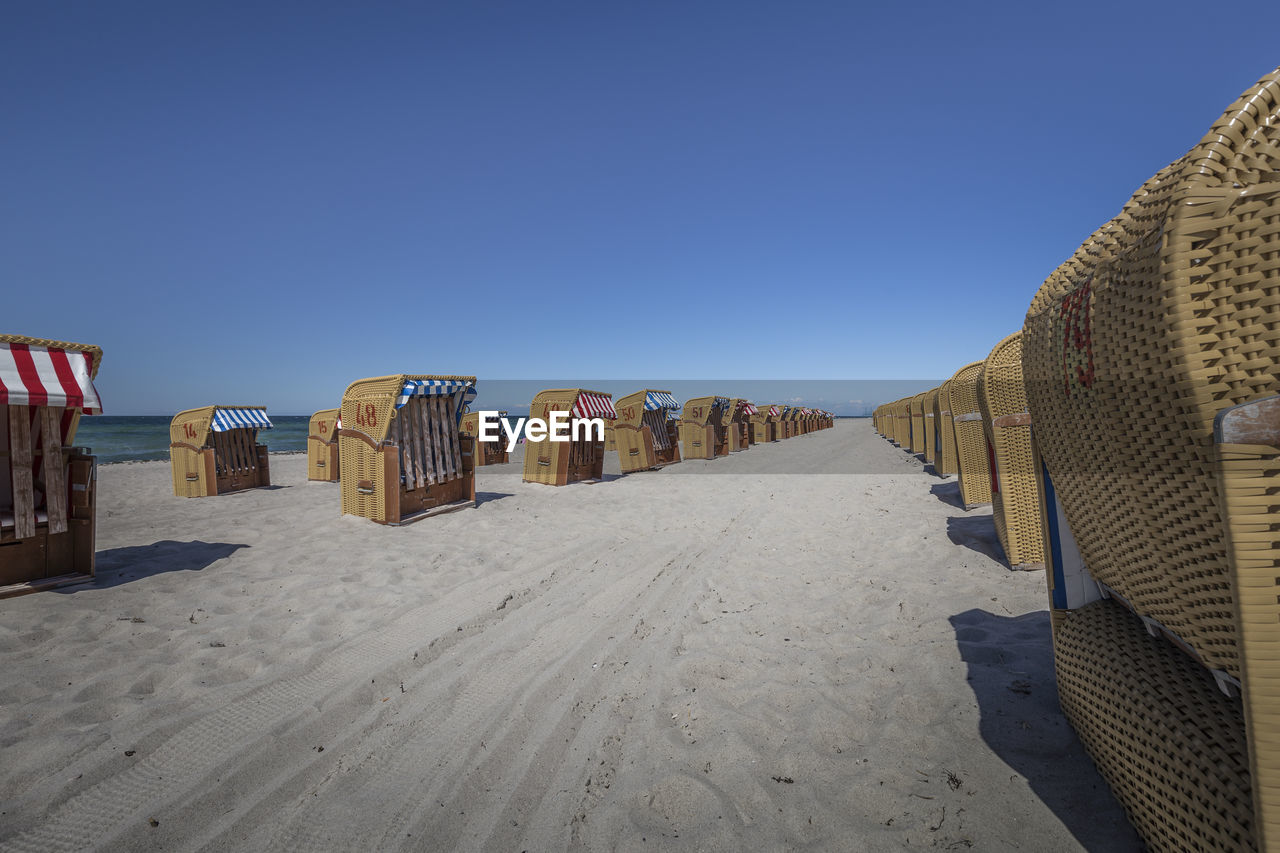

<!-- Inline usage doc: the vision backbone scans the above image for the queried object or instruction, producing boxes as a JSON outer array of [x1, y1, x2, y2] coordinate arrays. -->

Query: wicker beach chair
[[753, 404, 780, 443], [0, 335, 102, 597], [976, 333, 1044, 570], [170, 405, 272, 498], [1025, 68, 1280, 851], [460, 410, 510, 466], [613, 390, 681, 473], [721, 399, 754, 451], [522, 389, 615, 486], [339, 375, 477, 523], [933, 380, 960, 476], [909, 393, 928, 454], [307, 408, 340, 482], [679, 396, 729, 459], [948, 363, 992, 508], [923, 389, 940, 465]]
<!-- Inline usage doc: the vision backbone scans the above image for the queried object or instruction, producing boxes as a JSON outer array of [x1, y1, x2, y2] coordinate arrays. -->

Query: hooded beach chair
[[947, 362, 991, 508], [614, 390, 681, 473], [752, 404, 780, 443], [170, 405, 273, 497], [0, 335, 102, 596], [721, 399, 755, 450], [1024, 67, 1280, 852], [909, 393, 928, 454], [976, 333, 1044, 570], [460, 410, 510, 466], [338, 375, 477, 523], [522, 389, 616, 486], [932, 380, 959, 476], [922, 389, 940, 465], [894, 399, 911, 448], [679, 396, 729, 459], [308, 408, 340, 482]]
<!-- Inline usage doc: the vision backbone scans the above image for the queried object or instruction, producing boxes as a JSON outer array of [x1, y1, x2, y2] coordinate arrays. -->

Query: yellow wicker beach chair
[[307, 408, 340, 482], [1026, 68, 1280, 852], [170, 405, 272, 498], [721, 399, 755, 451], [679, 396, 729, 459], [0, 335, 102, 597], [976, 333, 1044, 570], [948, 363, 991, 508], [339, 375, 477, 523], [895, 398, 912, 449], [460, 410, 510, 466], [922, 389, 940, 465], [522, 389, 615, 486], [752, 404, 780, 443], [909, 393, 928, 454], [933, 380, 959, 476], [613, 390, 681, 473]]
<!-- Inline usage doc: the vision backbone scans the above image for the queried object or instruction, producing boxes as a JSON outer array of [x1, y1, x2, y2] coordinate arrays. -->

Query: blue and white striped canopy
[[211, 407, 273, 432], [712, 396, 730, 410], [395, 378, 478, 423], [643, 391, 681, 411]]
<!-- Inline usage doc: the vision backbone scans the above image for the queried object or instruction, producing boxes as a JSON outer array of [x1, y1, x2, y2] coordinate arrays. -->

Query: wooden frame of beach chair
[[0, 335, 102, 598], [522, 389, 615, 486], [1023, 68, 1280, 852], [339, 375, 477, 523], [613, 390, 681, 473], [307, 408, 340, 482], [933, 380, 959, 476], [909, 393, 928, 454], [721, 399, 753, 451], [976, 333, 1044, 571], [460, 410, 510, 466], [170, 405, 272, 498], [948, 362, 991, 508], [679, 396, 729, 459], [604, 422, 616, 452], [752, 404, 780, 443], [922, 389, 940, 465]]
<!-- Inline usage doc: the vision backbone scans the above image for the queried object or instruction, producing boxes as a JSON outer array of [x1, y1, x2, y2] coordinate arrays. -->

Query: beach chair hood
[[0, 335, 103, 416]]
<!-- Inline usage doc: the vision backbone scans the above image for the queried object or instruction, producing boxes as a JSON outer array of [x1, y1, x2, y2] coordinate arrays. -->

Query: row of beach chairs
[[0, 342, 833, 593], [875, 67, 1280, 853]]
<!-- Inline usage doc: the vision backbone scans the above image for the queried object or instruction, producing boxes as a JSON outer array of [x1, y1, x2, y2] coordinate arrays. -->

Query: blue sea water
[[74, 415, 312, 464]]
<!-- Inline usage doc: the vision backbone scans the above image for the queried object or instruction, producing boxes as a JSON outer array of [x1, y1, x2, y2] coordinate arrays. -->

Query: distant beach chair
[[752, 404, 780, 443], [947, 362, 991, 509], [613, 390, 681, 473], [894, 399, 911, 448], [308, 408, 340, 482], [976, 333, 1044, 570], [909, 393, 928, 454], [679, 396, 729, 459], [721, 399, 754, 451], [1025, 67, 1280, 852], [522, 389, 615, 486], [170, 405, 272, 497], [0, 335, 102, 597], [338, 375, 477, 523], [460, 410, 510, 466], [604, 421, 616, 452], [932, 380, 959, 476], [922, 389, 940, 465]]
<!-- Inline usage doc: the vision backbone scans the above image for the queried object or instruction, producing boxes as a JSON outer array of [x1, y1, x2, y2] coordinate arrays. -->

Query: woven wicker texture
[[1023, 68, 1280, 681], [307, 408, 340, 482], [909, 393, 927, 453], [977, 333, 1045, 568], [934, 380, 959, 476], [923, 388, 940, 464], [1054, 599, 1254, 851], [949, 362, 992, 507], [894, 399, 910, 447]]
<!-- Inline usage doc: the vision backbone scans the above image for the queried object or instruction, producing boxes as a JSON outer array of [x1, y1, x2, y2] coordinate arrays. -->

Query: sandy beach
[[0, 420, 1141, 851]]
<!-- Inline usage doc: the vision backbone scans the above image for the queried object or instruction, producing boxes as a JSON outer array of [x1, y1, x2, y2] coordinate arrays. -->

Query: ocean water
[[74, 415, 312, 464]]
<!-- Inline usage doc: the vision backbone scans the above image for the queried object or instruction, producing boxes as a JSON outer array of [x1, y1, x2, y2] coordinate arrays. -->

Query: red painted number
[[356, 403, 378, 428], [183, 423, 197, 439]]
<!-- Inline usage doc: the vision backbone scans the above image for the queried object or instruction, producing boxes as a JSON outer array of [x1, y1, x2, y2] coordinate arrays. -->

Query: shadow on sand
[[950, 608, 1143, 851], [946, 515, 1008, 566], [75, 541, 249, 590], [930, 481, 964, 508], [475, 491, 515, 507]]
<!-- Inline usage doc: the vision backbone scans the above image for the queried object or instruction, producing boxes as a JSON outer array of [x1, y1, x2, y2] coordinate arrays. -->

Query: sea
[[74, 415, 313, 464]]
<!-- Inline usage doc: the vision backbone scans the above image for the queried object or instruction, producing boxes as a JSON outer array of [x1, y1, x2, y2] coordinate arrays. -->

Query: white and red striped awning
[[572, 391, 617, 420], [0, 341, 102, 414], [740, 402, 759, 416], [768, 406, 780, 417]]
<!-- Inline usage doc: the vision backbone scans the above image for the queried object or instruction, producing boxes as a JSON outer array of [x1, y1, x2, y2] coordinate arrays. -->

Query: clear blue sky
[[4, 2, 1275, 413]]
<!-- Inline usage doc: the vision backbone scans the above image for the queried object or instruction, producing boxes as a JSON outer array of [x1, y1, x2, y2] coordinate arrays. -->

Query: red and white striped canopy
[[740, 402, 759, 415], [0, 341, 102, 414], [768, 406, 780, 417], [571, 391, 617, 420]]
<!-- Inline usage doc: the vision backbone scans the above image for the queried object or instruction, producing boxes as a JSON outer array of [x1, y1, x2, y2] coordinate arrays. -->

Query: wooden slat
[[441, 396, 458, 481], [420, 397, 439, 486], [9, 407, 35, 540], [245, 429, 259, 472], [411, 398, 428, 490], [225, 430, 242, 475], [429, 396, 446, 481], [445, 397, 462, 479], [40, 407, 67, 535]]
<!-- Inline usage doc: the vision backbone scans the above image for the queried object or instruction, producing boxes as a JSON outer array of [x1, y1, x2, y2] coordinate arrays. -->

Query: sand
[[0, 420, 1141, 851]]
